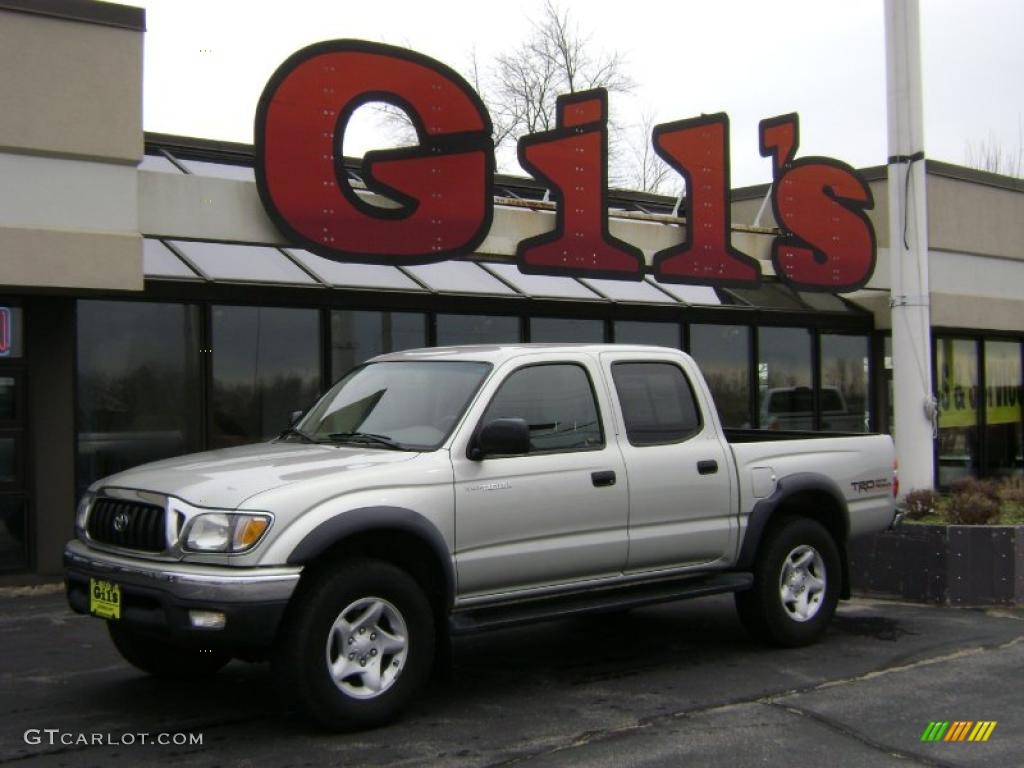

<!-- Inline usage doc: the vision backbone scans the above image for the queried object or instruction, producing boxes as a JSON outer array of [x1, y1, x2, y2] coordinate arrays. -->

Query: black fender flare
[[286, 506, 455, 606], [736, 473, 851, 597]]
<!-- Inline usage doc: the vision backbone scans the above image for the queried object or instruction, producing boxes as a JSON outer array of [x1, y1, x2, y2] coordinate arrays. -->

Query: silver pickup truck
[[65, 344, 897, 730]]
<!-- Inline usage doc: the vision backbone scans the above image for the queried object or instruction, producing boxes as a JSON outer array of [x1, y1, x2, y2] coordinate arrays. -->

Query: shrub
[[949, 477, 1000, 502], [945, 491, 1000, 525], [902, 489, 940, 520], [997, 476, 1024, 505]]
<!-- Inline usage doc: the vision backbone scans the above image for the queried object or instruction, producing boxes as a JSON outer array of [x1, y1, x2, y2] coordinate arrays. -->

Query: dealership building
[[1, 0, 1022, 579]]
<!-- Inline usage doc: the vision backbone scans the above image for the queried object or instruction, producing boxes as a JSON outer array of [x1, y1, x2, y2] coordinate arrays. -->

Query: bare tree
[[618, 110, 680, 195], [965, 119, 1023, 178], [485, 0, 633, 161]]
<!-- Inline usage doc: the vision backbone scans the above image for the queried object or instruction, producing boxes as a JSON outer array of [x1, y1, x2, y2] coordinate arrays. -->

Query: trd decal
[[256, 39, 495, 264], [760, 113, 876, 293], [515, 89, 645, 279]]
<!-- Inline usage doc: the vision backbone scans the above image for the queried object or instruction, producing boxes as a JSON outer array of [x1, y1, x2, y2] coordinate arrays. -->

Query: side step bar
[[449, 571, 753, 635]]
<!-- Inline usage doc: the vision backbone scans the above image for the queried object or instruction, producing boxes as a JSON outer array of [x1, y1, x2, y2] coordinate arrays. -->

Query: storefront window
[[984, 340, 1023, 477], [936, 337, 980, 486], [758, 327, 812, 429], [530, 317, 604, 343], [436, 314, 520, 346], [0, 307, 23, 358], [331, 310, 427, 381], [0, 495, 27, 572], [211, 306, 320, 448], [77, 301, 201, 493], [614, 321, 680, 348], [689, 324, 751, 428], [820, 334, 870, 432]]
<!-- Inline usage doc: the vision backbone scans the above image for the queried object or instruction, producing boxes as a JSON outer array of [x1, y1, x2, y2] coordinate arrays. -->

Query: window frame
[[475, 361, 606, 457], [610, 360, 704, 447]]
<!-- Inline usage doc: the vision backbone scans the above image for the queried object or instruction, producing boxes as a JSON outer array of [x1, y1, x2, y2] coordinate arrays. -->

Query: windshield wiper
[[326, 431, 407, 450], [278, 426, 318, 444]]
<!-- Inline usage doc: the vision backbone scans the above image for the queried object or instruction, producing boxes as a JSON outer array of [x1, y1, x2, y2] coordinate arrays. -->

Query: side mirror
[[290, 410, 304, 426], [469, 418, 530, 460]]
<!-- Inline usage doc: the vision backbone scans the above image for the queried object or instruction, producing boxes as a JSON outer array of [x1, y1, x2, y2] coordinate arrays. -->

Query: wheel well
[[771, 490, 847, 546], [300, 528, 450, 613]]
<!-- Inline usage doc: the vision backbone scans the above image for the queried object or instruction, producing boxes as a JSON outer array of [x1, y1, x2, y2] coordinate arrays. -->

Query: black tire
[[735, 517, 841, 647], [107, 623, 230, 678], [274, 558, 435, 732]]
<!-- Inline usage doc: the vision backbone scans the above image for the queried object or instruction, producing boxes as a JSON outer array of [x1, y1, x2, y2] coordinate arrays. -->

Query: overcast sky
[[121, 0, 1023, 188]]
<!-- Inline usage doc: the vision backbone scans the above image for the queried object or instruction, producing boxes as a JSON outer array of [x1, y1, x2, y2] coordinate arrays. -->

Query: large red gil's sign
[[256, 40, 876, 292]]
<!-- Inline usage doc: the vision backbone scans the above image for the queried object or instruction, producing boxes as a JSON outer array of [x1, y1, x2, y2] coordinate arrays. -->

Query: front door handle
[[697, 460, 719, 475], [591, 470, 616, 487]]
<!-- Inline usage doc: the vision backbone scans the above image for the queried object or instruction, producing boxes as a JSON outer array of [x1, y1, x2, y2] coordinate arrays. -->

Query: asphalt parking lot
[[0, 586, 1020, 767]]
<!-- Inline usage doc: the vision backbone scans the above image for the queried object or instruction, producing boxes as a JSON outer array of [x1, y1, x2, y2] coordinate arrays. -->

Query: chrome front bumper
[[63, 539, 302, 603]]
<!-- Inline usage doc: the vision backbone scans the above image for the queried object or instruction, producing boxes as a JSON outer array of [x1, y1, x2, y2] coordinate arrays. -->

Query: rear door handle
[[591, 470, 616, 487], [697, 460, 719, 475]]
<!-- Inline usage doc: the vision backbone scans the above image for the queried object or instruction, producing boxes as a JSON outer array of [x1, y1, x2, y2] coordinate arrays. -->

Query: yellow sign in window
[[89, 578, 121, 620]]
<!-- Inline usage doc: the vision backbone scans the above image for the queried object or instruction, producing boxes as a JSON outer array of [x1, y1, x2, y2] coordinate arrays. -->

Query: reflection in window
[[211, 306, 320, 448], [331, 311, 427, 381], [936, 338, 979, 486], [820, 335, 869, 432], [302, 361, 490, 450], [0, 377, 15, 421], [77, 301, 201, 495], [758, 327, 812, 429], [611, 363, 701, 446], [690, 325, 750, 428], [483, 365, 603, 453], [0, 495, 27, 572], [436, 314, 520, 346], [984, 340, 1022, 478], [0, 439, 14, 484], [530, 317, 604, 343], [614, 321, 679, 348]]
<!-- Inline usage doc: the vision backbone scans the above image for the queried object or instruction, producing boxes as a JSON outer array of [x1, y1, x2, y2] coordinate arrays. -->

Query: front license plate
[[89, 578, 121, 620]]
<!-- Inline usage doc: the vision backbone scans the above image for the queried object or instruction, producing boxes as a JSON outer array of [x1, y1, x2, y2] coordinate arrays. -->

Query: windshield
[[295, 361, 491, 450]]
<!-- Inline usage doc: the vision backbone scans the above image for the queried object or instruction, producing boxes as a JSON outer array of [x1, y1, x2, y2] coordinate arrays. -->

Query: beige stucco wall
[[0, 226, 142, 290], [0, 9, 143, 163], [0, 5, 144, 291], [927, 173, 1024, 260]]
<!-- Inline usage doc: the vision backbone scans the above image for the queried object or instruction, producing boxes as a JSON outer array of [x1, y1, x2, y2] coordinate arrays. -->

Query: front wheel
[[735, 517, 840, 647], [274, 559, 435, 731]]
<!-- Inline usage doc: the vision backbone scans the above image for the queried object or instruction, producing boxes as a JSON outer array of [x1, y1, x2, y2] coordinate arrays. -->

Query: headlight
[[182, 512, 272, 553], [75, 491, 95, 537]]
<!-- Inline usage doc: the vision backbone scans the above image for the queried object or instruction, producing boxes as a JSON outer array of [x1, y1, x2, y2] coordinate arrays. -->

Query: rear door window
[[611, 362, 702, 446]]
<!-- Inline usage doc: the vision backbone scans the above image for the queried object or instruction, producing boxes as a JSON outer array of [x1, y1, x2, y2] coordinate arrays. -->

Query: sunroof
[[286, 249, 425, 291], [143, 238, 200, 280], [403, 261, 519, 295], [168, 241, 317, 285], [647, 278, 722, 305], [483, 263, 603, 300], [178, 159, 256, 182], [579, 277, 679, 304], [139, 154, 182, 173]]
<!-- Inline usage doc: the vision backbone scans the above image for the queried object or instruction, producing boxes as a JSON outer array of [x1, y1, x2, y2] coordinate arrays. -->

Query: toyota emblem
[[112, 512, 131, 533]]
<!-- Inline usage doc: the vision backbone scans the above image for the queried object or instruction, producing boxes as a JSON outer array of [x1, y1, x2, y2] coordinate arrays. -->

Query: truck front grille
[[86, 498, 166, 552]]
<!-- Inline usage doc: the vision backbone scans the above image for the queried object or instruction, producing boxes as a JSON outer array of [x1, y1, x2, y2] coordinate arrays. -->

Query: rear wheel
[[274, 558, 435, 731], [107, 623, 230, 678], [735, 517, 840, 647]]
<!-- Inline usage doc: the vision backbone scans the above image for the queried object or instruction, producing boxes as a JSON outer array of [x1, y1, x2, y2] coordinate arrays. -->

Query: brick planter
[[848, 523, 1024, 605]]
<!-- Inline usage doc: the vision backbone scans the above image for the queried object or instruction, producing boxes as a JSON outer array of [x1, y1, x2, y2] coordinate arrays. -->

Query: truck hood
[[93, 441, 420, 509]]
